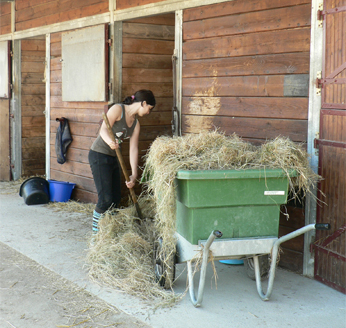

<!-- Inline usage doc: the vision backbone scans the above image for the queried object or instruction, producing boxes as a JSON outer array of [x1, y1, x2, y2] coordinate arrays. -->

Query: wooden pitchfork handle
[[102, 113, 143, 220]]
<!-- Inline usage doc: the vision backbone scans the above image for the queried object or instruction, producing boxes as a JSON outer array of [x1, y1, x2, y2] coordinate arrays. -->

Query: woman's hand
[[108, 140, 119, 150], [125, 175, 136, 189]]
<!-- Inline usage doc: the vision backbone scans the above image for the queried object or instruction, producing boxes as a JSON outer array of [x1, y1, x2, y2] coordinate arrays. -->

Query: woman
[[88, 90, 156, 233]]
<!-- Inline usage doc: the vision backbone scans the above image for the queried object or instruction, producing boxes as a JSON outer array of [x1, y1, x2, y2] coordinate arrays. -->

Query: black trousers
[[88, 149, 121, 213]]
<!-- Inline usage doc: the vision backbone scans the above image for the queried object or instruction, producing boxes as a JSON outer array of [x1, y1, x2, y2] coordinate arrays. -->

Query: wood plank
[[182, 53, 310, 78], [182, 115, 307, 142], [182, 97, 308, 119], [22, 72, 45, 84], [278, 247, 303, 273], [123, 38, 174, 55], [16, 0, 108, 26], [0, 2, 11, 15], [50, 41, 61, 57], [50, 157, 93, 179], [0, 24, 11, 35], [21, 61, 45, 73], [128, 13, 175, 26], [22, 148, 45, 160], [22, 126, 45, 138], [183, 28, 311, 60], [22, 51, 46, 62], [279, 226, 304, 252], [16, 2, 108, 31], [22, 84, 45, 96], [0, 14, 10, 28], [21, 39, 45, 51], [280, 206, 305, 229], [182, 76, 285, 97], [22, 95, 45, 106], [122, 83, 173, 98], [22, 116, 45, 126], [122, 68, 173, 83], [183, 0, 311, 21], [123, 22, 175, 40], [0, 99, 10, 181], [16, 0, 106, 21], [116, 0, 162, 10], [22, 105, 45, 116], [138, 111, 171, 126], [50, 82, 62, 96], [50, 107, 104, 122], [50, 97, 105, 110], [50, 69, 61, 83], [50, 57, 62, 70], [123, 53, 172, 69], [183, 4, 311, 40], [22, 137, 45, 149]]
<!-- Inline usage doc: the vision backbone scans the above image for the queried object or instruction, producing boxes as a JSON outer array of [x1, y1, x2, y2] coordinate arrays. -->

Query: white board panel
[[0, 41, 10, 99], [62, 25, 106, 102]]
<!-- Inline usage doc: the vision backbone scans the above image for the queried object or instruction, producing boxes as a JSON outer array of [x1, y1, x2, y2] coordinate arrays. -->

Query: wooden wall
[[49, 32, 105, 203], [0, 99, 10, 181], [182, 0, 312, 273], [182, 0, 311, 144], [121, 14, 174, 197], [15, 0, 108, 31], [21, 37, 46, 177], [0, 2, 11, 35]]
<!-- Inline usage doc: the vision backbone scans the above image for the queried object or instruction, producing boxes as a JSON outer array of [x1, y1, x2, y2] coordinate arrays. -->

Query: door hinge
[[316, 71, 322, 95], [108, 82, 112, 90], [317, 3, 324, 28], [107, 38, 112, 46]]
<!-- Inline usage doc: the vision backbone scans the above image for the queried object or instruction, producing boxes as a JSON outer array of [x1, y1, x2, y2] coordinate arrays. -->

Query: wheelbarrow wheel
[[244, 255, 270, 281], [154, 237, 176, 289]]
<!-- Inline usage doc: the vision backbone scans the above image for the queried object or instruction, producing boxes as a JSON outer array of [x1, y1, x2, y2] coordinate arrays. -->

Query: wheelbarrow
[[154, 168, 330, 307]]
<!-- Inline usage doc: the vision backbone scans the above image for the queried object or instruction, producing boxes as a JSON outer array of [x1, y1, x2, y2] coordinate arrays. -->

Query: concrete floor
[[0, 186, 345, 328]]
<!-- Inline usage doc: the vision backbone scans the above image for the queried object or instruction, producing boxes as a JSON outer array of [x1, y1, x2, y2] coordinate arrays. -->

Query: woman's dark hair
[[122, 89, 156, 109]]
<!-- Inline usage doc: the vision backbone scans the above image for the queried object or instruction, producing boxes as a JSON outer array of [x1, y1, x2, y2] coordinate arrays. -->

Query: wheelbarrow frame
[[176, 223, 329, 307]]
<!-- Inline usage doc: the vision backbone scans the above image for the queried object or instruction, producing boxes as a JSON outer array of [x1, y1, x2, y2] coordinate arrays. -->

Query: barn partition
[[181, 0, 312, 272], [49, 13, 175, 204], [21, 36, 46, 177]]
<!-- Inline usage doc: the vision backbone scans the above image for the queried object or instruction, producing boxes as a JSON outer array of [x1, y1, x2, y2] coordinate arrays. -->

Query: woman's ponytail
[[122, 90, 156, 108]]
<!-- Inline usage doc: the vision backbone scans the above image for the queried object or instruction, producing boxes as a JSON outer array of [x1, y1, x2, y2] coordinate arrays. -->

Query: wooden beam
[[0, 0, 232, 41], [45, 33, 51, 179]]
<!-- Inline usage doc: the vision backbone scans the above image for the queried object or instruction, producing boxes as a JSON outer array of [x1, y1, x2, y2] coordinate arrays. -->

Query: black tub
[[19, 177, 50, 205]]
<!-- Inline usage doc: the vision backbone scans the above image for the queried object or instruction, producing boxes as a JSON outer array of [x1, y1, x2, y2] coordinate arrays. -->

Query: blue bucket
[[219, 259, 244, 265], [48, 180, 75, 202]]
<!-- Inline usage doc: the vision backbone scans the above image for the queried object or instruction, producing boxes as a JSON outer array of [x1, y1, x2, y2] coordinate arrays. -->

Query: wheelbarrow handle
[[315, 223, 331, 230]]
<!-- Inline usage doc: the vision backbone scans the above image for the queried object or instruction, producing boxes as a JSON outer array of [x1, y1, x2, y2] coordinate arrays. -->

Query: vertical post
[[10, 1, 15, 34], [108, 0, 115, 103], [45, 34, 51, 179], [113, 21, 122, 103], [304, 0, 323, 277], [174, 10, 183, 136], [11, 39, 21, 180]]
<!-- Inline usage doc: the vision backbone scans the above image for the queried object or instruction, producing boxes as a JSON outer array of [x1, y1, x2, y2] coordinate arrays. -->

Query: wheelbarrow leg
[[255, 223, 330, 301], [187, 230, 222, 307]]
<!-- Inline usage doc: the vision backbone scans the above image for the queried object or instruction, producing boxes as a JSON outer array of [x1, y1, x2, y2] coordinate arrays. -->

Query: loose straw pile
[[87, 131, 320, 305]]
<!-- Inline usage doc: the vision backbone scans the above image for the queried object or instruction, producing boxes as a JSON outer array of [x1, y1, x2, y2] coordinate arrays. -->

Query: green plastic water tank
[[175, 168, 296, 245]]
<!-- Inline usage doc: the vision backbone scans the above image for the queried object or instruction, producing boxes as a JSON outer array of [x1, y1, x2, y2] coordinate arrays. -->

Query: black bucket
[[19, 177, 50, 205]]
